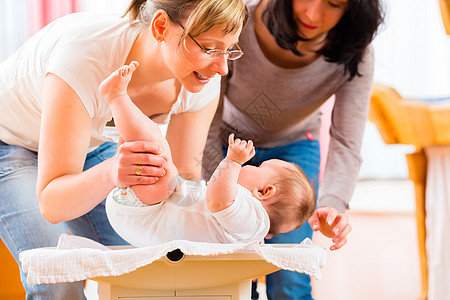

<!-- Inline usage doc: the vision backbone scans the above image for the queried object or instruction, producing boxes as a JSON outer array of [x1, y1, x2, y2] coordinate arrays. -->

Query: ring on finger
[[136, 165, 142, 176]]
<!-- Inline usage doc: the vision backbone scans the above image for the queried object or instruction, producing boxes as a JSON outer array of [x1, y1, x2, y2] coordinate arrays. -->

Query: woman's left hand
[[308, 207, 352, 251]]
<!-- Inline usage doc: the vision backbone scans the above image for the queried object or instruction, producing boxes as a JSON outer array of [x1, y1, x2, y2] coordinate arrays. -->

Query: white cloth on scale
[[425, 145, 450, 300], [20, 234, 326, 285]]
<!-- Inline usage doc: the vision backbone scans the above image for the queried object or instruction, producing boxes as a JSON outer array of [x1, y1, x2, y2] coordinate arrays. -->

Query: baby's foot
[[99, 61, 139, 103]]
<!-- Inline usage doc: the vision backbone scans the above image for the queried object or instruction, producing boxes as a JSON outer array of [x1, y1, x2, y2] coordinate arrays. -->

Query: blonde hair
[[266, 163, 316, 236], [124, 0, 248, 42]]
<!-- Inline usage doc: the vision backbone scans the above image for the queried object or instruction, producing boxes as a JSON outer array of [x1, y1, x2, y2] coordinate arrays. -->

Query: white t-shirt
[[105, 176, 270, 246], [0, 12, 220, 151]]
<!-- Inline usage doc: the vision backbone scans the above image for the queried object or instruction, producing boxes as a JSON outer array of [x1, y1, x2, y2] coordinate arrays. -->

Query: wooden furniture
[[440, 0, 450, 34], [0, 240, 26, 299], [369, 83, 450, 300], [92, 247, 284, 300]]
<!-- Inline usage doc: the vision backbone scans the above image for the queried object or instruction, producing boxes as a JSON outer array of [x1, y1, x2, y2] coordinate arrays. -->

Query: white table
[[93, 246, 285, 300]]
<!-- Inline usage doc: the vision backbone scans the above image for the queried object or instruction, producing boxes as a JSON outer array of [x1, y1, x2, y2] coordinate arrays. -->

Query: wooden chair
[[0, 239, 26, 299], [369, 83, 450, 300], [370, 6, 450, 297]]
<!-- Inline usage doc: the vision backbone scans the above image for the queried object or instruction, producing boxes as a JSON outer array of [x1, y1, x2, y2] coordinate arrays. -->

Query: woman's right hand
[[111, 138, 167, 188]]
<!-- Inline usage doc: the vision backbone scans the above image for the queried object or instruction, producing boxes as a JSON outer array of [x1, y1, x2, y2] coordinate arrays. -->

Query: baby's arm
[[206, 134, 255, 213]]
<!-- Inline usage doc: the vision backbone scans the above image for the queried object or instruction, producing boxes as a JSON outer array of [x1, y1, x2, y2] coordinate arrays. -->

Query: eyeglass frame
[[176, 23, 244, 61]]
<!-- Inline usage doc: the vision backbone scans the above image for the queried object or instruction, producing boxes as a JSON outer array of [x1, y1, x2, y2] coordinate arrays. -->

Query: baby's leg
[[99, 61, 138, 104], [99, 61, 161, 143], [100, 62, 177, 205]]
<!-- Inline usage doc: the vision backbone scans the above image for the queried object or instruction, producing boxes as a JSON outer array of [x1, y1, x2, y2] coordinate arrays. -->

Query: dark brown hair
[[262, 0, 384, 80]]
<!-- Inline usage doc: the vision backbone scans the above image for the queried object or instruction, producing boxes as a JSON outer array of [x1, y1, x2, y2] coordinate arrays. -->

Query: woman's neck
[[125, 29, 177, 96]]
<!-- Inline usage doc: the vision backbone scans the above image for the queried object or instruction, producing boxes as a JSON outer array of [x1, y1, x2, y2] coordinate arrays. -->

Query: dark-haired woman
[[202, 0, 384, 298]]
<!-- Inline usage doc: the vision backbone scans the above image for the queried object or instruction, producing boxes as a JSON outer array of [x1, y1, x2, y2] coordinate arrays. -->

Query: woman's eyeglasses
[[178, 24, 244, 61]]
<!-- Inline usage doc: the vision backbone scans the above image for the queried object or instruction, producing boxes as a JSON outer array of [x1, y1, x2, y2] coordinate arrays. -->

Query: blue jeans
[[238, 140, 321, 300], [0, 141, 127, 299]]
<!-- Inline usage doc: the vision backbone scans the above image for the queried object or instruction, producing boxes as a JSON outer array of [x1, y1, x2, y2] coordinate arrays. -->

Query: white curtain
[[0, 0, 129, 63], [373, 0, 450, 99], [0, 0, 29, 63], [425, 145, 450, 300]]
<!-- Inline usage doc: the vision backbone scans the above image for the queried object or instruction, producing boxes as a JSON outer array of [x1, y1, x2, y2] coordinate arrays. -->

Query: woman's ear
[[151, 10, 170, 42], [252, 184, 277, 201]]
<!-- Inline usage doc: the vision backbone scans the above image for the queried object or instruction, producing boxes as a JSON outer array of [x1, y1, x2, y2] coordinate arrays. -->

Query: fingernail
[[330, 246, 335, 251], [333, 228, 339, 234], [312, 224, 318, 230]]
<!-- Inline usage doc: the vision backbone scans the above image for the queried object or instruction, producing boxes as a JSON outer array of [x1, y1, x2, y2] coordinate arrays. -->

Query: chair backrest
[[369, 83, 450, 149], [440, 0, 450, 35]]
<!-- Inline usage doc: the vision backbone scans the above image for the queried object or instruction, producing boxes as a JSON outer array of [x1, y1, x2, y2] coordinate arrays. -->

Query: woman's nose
[[305, 0, 322, 23], [211, 55, 229, 76]]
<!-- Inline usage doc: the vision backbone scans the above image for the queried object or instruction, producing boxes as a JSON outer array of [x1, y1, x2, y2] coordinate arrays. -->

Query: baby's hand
[[226, 133, 255, 165]]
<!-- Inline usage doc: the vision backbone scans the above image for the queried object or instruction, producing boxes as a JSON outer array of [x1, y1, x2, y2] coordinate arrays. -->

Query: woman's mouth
[[194, 71, 210, 83], [299, 20, 318, 30]]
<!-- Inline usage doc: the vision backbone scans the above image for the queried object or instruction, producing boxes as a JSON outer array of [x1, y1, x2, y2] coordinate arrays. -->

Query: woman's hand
[[111, 138, 168, 188], [308, 207, 352, 251]]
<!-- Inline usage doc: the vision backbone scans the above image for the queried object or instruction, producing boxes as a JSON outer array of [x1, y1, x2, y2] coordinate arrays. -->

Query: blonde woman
[[0, 0, 247, 298]]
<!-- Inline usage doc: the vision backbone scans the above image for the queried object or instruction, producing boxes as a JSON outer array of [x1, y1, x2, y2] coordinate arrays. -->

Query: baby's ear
[[252, 184, 277, 201]]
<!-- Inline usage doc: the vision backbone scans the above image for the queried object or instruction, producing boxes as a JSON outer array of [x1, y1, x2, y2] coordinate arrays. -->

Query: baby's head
[[238, 159, 316, 237]]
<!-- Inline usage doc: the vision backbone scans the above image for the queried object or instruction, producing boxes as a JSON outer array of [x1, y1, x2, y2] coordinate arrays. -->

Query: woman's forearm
[[38, 157, 116, 223]]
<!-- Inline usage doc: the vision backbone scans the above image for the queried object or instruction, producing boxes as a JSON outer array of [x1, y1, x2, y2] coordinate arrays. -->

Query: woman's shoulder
[[44, 13, 140, 121], [51, 11, 125, 26], [45, 12, 132, 41]]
